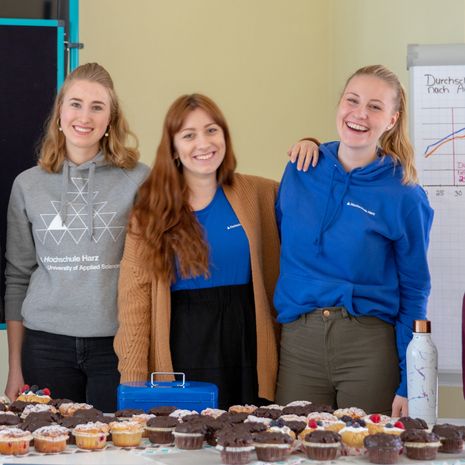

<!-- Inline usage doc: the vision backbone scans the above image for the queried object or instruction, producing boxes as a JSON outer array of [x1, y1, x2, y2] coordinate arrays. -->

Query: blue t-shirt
[[171, 187, 251, 291]]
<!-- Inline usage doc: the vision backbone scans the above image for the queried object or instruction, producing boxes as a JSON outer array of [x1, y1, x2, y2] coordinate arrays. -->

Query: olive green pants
[[276, 307, 399, 414]]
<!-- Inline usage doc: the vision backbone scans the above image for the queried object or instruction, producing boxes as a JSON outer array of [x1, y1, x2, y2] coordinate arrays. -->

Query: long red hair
[[130, 94, 237, 282]]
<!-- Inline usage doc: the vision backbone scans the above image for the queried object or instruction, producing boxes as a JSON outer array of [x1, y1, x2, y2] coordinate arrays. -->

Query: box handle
[[150, 371, 186, 388]]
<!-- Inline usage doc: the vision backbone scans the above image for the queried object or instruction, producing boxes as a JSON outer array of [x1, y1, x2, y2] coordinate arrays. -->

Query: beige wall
[[1, 0, 465, 416]]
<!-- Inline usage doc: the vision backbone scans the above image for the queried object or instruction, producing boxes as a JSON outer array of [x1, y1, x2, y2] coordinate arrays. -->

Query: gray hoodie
[[5, 153, 149, 337]]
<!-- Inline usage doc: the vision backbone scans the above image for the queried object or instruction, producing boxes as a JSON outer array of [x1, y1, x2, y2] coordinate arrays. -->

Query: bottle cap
[[413, 320, 431, 333]]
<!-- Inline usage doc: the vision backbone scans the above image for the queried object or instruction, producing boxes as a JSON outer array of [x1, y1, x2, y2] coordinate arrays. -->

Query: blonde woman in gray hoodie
[[4, 63, 149, 411]]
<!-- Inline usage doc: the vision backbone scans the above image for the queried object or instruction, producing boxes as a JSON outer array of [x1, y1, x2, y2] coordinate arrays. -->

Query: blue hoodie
[[274, 141, 434, 397]]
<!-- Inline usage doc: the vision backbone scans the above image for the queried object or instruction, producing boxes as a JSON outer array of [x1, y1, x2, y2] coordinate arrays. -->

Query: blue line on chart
[[424, 127, 465, 155]]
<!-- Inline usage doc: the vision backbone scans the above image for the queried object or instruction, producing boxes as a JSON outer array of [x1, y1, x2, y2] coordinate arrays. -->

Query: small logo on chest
[[226, 223, 242, 230], [346, 201, 376, 216]]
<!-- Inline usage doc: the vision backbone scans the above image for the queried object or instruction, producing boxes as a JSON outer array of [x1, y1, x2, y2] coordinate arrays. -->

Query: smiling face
[[336, 74, 399, 162], [59, 79, 111, 163], [173, 107, 226, 183]]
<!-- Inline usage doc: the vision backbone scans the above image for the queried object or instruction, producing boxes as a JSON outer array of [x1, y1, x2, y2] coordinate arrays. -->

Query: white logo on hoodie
[[346, 201, 376, 216]]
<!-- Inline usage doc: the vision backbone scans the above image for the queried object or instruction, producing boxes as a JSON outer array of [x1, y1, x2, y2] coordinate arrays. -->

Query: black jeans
[[21, 328, 120, 412]]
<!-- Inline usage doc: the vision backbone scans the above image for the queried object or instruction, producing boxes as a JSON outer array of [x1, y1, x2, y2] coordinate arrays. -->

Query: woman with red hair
[[114, 94, 316, 408]]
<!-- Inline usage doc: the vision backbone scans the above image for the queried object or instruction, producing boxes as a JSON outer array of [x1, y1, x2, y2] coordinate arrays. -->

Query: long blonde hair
[[343, 65, 417, 184], [38, 62, 139, 172]]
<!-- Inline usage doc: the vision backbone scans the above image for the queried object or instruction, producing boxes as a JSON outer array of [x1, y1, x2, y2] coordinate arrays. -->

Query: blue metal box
[[117, 372, 218, 412]]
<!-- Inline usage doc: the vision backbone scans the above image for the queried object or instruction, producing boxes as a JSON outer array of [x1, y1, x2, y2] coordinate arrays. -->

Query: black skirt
[[170, 283, 258, 410]]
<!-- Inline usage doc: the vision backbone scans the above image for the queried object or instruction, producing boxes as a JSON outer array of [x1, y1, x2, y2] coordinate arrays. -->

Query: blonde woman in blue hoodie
[[4, 63, 149, 411], [275, 65, 433, 416]]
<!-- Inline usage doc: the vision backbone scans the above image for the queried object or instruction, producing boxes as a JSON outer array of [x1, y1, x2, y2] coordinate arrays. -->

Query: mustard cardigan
[[114, 173, 281, 401]]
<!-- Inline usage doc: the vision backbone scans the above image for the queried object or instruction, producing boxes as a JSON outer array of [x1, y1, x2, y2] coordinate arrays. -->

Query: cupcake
[[0, 428, 33, 455], [173, 421, 205, 449], [32, 425, 69, 453], [216, 429, 254, 464], [400, 429, 441, 460], [114, 408, 145, 419], [148, 405, 177, 416], [146, 416, 178, 444], [72, 421, 110, 450], [432, 424, 464, 453], [302, 430, 341, 461], [339, 423, 369, 455], [20, 403, 57, 420], [382, 421, 405, 436], [252, 407, 281, 420], [17, 386, 51, 404], [59, 402, 93, 417], [201, 408, 227, 418], [334, 407, 366, 420], [228, 405, 257, 415], [0, 412, 21, 428], [364, 433, 402, 464], [253, 431, 293, 462], [398, 416, 427, 430], [364, 414, 392, 434], [109, 420, 144, 447]]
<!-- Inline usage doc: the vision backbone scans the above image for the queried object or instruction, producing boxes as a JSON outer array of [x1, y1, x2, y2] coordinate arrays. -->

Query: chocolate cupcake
[[302, 430, 341, 461], [8, 400, 33, 414], [306, 404, 335, 414], [146, 416, 178, 444], [252, 407, 281, 420], [400, 429, 441, 460], [48, 398, 73, 408], [398, 416, 428, 430], [216, 429, 254, 465], [0, 412, 21, 427], [114, 408, 144, 418], [219, 412, 249, 424], [432, 424, 464, 453], [281, 404, 315, 416], [148, 406, 177, 416], [364, 433, 402, 464], [253, 431, 293, 462], [173, 421, 205, 449]]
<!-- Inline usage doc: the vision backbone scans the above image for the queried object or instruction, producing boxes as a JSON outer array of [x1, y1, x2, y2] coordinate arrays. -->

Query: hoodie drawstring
[[87, 162, 96, 240], [314, 167, 353, 255], [59, 161, 69, 226]]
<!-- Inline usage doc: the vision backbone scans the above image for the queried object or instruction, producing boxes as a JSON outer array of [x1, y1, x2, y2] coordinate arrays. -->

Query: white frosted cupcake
[[33, 425, 69, 453]]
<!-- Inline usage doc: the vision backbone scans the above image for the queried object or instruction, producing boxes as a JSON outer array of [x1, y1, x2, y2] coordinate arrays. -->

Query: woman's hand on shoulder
[[391, 394, 408, 417], [288, 138, 319, 171]]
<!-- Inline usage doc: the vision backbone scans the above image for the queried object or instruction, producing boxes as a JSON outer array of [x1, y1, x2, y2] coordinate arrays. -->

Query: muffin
[[146, 416, 178, 444], [302, 430, 341, 461], [17, 386, 51, 404], [72, 421, 110, 450], [148, 405, 177, 416], [339, 423, 369, 455], [0, 428, 33, 455], [59, 402, 93, 417], [109, 420, 144, 447], [216, 429, 254, 464], [432, 424, 464, 453], [398, 416, 427, 430], [364, 433, 403, 464], [334, 407, 366, 420], [173, 421, 205, 449], [201, 408, 227, 418], [32, 425, 69, 453], [364, 414, 392, 434], [114, 408, 145, 419], [0, 412, 21, 428], [20, 403, 57, 420], [382, 422, 405, 436], [252, 407, 281, 420], [228, 405, 257, 415], [253, 431, 293, 462], [400, 429, 441, 460]]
